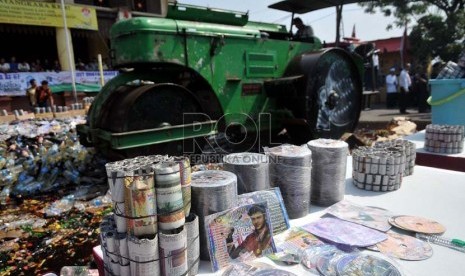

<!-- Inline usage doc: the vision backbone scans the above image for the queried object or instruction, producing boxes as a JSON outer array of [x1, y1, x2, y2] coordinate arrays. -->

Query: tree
[[360, 0, 465, 68]]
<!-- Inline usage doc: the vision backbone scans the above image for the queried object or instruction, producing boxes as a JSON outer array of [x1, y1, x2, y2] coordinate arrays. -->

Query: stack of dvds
[[267, 145, 312, 219], [223, 152, 269, 194], [307, 139, 348, 206], [191, 170, 238, 260], [424, 124, 464, 154], [352, 147, 406, 192], [373, 139, 416, 176]]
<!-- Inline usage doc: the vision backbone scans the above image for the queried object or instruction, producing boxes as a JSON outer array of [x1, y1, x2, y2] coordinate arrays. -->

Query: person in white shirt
[[385, 68, 398, 108], [0, 58, 10, 73], [398, 63, 412, 114], [18, 61, 30, 72]]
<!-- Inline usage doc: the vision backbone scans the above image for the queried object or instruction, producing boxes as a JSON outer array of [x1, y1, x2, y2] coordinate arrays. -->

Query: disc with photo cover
[[335, 254, 360, 274], [377, 232, 433, 260], [336, 254, 402, 276], [315, 250, 342, 276], [301, 245, 338, 274], [253, 269, 298, 276], [393, 215, 446, 234]]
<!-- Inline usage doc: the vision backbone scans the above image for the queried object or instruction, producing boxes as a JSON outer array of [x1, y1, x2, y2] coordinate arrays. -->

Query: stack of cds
[[191, 170, 238, 260], [307, 139, 348, 206], [223, 152, 269, 194], [373, 139, 416, 176], [103, 155, 200, 276], [352, 147, 406, 192], [267, 145, 312, 219], [424, 124, 464, 154]]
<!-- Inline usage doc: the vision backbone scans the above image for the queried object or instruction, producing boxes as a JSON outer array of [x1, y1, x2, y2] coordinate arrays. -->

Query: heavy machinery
[[77, 0, 364, 159]]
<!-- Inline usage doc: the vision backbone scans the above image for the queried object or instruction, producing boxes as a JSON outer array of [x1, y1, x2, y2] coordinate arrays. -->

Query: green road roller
[[77, 0, 365, 159]]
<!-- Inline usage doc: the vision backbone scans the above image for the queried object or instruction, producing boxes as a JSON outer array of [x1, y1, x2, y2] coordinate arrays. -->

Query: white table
[[199, 159, 465, 275]]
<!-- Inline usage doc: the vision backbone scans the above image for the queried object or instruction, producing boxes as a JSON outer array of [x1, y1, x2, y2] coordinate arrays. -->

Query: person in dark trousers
[[36, 80, 54, 108], [415, 73, 430, 113], [399, 63, 412, 114]]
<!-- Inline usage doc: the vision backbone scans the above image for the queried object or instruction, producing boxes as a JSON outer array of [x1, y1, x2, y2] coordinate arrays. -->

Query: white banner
[[0, 71, 118, 96]]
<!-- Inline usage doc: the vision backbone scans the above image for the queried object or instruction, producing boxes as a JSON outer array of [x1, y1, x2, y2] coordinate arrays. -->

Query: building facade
[[0, 0, 166, 111]]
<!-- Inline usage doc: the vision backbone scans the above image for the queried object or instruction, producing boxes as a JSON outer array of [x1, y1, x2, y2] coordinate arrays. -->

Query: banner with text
[[0, 71, 118, 96], [0, 0, 98, 30]]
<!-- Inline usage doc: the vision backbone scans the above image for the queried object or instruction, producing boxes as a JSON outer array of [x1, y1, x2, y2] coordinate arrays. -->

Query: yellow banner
[[0, 0, 98, 30]]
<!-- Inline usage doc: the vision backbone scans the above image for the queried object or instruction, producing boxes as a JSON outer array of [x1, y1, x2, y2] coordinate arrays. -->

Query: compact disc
[[393, 216, 446, 234], [388, 217, 408, 230], [316, 251, 347, 276], [377, 232, 433, 260], [301, 245, 337, 274], [252, 269, 298, 276], [336, 254, 402, 276], [335, 254, 360, 275]]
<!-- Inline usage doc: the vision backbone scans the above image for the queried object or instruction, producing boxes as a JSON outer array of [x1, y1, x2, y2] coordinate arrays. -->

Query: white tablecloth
[[199, 158, 465, 275]]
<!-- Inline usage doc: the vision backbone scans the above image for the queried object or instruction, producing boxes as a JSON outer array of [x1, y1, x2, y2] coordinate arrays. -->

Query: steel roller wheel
[[306, 49, 362, 139], [97, 83, 205, 159]]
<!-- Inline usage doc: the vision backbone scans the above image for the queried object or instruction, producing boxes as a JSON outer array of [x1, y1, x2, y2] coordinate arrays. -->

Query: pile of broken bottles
[[0, 117, 111, 275]]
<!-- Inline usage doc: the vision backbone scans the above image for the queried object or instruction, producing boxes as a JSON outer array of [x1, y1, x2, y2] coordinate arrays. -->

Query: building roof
[[367, 36, 410, 54]]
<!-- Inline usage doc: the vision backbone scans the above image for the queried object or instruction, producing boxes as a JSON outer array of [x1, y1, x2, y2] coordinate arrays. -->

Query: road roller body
[[77, 1, 364, 159]]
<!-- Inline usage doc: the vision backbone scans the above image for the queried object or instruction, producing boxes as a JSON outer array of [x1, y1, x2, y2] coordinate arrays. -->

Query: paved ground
[[357, 104, 431, 130]]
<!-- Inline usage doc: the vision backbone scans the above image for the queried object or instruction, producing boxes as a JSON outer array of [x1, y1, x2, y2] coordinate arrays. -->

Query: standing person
[[292, 17, 314, 40], [26, 79, 38, 109], [36, 80, 54, 108], [430, 60, 445, 79], [227, 205, 273, 259], [372, 50, 380, 89], [399, 63, 412, 114], [415, 72, 430, 113], [385, 68, 398, 108]]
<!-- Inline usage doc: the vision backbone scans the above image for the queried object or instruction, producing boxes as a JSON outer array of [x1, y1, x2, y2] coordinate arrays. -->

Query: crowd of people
[[384, 64, 430, 114], [0, 56, 111, 73]]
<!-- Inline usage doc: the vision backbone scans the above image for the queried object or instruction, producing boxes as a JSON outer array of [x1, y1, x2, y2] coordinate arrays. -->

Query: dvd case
[[205, 202, 277, 271], [237, 188, 290, 235]]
